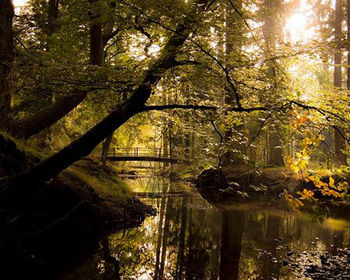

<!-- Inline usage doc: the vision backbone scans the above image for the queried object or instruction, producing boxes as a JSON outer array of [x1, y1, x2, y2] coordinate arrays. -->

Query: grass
[[68, 160, 132, 202]]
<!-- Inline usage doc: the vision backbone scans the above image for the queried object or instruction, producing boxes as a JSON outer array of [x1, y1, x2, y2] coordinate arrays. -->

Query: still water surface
[[62, 177, 350, 280]]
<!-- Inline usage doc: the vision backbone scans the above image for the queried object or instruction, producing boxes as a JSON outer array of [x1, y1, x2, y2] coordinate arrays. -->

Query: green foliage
[[8, 0, 349, 181]]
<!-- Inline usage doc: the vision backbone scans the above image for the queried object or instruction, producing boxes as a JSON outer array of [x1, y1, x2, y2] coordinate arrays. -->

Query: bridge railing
[[109, 147, 164, 158]]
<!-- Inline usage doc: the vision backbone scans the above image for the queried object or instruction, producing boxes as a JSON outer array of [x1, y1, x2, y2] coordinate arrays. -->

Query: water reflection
[[61, 177, 350, 280]]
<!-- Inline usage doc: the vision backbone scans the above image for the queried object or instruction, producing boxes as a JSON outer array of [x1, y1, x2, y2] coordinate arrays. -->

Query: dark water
[[61, 177, 350, 280]]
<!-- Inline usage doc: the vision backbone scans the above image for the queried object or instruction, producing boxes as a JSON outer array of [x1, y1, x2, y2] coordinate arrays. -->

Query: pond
[[61, 177, 350, 280]]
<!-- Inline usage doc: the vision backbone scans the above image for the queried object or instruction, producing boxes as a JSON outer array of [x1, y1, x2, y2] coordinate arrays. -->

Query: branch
[[333, 125, 350, 145], [291, 101, 347, 123], [142, 104, 216, 111], [191, 40, 243, 109], [142, 104, 269, 113], [244, 112, 273, 152], [174, 60, 201, 66]]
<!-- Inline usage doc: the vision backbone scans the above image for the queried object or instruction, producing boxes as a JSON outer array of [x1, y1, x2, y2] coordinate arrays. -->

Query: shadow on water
[[49, 177, 350, 279]]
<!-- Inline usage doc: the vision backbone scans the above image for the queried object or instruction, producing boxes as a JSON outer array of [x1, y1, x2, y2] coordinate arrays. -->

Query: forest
[[0, 0, 349, 279]]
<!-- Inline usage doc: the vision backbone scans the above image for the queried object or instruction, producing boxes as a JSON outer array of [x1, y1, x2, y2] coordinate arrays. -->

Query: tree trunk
[[100, 133, 113, 167], [334, 0, 347, 166], [0, 4, 206, 190], [268, 129, 284, 166], [263, 0, 284, 167], [36, 0, 60, 147], [89, 0, 104, 66], [10, 90, 87, 139], [9, 0, 108, 140], [222, 1, 245, 166], [0, 0, 14, 130], [347, 0, 350, 90], [47, 0, 59, 37]]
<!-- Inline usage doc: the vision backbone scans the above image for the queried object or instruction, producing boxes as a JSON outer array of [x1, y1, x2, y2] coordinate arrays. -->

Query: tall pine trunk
[[222, 1, 246, 166], [263, 0, 284, 167], [0, 0, 14, 129], [334, 0, 347, 166]]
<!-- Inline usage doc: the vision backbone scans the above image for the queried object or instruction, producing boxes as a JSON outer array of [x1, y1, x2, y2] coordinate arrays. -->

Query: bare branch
[[244, 113, 273, 152], [142, 104, 216, 111]]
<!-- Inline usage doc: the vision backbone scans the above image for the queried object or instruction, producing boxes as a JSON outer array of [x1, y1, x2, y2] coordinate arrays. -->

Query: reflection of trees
[[154, 179, 168, 279], [58, 172, 350, 280], [219, 210, 245, 280], [104, 177, 221, 280], [175, 197, 187, 280], [260, 215, 281, 279], [156, 187, 172, 279], [101, 237, 121, 280]]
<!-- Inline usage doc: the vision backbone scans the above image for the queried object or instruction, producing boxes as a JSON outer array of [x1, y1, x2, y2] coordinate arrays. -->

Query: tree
[[221, 0, 247, 166], [334, 0, 347, 166], [0, 0, 14, 129], [263, 0, 284, 167], [0, 0, 211, 190]]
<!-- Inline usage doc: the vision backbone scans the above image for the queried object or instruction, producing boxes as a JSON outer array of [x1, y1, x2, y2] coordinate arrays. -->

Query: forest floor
[[0, 133, 154, 279]]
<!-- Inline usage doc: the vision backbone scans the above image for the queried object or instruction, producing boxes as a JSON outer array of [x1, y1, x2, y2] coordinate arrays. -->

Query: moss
[[0, 131, 49, 159]]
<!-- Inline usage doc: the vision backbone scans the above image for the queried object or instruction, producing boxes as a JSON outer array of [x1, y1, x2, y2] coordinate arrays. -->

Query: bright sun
[[13, 0, 27, 6], [285, 13, 308, 42], [284, 0, 315, 43]]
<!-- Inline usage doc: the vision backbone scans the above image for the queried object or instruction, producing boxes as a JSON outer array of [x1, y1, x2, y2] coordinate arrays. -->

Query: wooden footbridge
[[105, 148, 190, 164]]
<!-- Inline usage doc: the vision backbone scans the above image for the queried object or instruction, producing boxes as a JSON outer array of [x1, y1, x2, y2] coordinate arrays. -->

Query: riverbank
[[0, 133, 154, 279], [194, 165, 350, 214]]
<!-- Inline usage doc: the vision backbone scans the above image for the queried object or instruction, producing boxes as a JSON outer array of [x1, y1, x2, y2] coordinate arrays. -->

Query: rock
[[286, 251, 293, 257], [195, 167, 229, 190]]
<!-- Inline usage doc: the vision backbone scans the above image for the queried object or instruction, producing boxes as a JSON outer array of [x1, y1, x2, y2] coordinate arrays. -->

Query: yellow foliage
[[284, 189, 304, 209]]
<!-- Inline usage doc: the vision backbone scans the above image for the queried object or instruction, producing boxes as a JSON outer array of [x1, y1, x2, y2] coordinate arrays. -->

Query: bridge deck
[[106, 155, 188, 164], [104, 147, 190, 164]]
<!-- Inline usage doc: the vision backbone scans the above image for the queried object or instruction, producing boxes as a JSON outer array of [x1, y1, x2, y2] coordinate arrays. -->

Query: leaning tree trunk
[[0, 0, 14, 130], [0, 1, 208, 191], [10, 90, 88, 139], [7, 0, 87, 141], [9, 0, 112, 140], [334, 0, 347, 166]]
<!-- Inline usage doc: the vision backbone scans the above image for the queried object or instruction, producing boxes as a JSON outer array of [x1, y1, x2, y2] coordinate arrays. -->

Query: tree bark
[[263, 0, 284, 167], [100, 133, 113, 167], [267, 129, 284, 166], [10, 90, 87, 139], [347, 0, 350, 90], [89, 0, 104, 66], [222, 1, 246, 166], [334, 0, 347, 166], [47, 0, 59, 37], [0, 0, 14, 129], [9, 0, 106, 140]]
